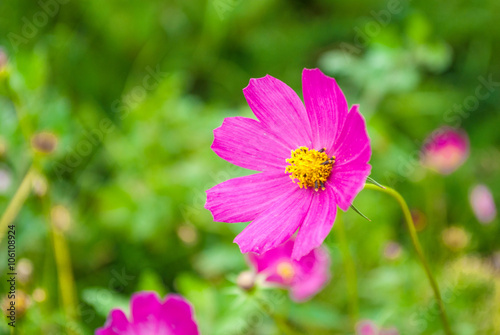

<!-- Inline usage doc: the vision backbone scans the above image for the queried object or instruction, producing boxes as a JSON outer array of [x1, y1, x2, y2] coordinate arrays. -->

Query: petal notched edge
[[292, 187, 337, 260], [205, 172, 292, 223], [302, 68, 348, 151], [243, 74, 313, 149], [234, 188, 313, 255], [211, 116, 289, 172]]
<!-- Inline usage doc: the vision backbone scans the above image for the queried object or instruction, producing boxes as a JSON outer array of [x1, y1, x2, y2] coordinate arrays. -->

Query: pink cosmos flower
[[205, 68, 371, 260], [469, 184, 497, 224], [96, 292, 199, 335], [0, 47, 7, 71], [247, 238, 330, 302], [356, 320, 399, 335], [420, 126, 469, 175]]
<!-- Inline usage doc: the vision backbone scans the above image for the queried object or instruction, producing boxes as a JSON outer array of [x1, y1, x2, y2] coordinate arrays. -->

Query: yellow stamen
[[285, 146, 334, 191], [276, 262, 295, 283]]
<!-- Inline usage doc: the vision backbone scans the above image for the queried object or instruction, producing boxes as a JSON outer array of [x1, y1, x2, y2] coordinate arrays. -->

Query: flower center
[[276, 262, 295, 283], [285, 147, 335, 191]]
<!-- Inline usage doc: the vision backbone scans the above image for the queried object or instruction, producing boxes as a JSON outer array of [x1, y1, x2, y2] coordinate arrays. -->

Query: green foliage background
[[0, 0, 499, 334]]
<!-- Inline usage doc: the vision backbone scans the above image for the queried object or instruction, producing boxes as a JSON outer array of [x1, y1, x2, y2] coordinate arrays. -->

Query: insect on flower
[[205, 68, 372, 260]]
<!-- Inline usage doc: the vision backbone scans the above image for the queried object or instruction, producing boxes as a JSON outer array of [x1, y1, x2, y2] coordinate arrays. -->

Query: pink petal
[[356, 320, 379, 335], [290, 246, 331, 302], [95, 310, 130, 335], [421, 126, 469, 175], [302, 68, 348, 151], [330, 164, 371, 211], [247, 239, 294, 273], [205, 172, 293, 223], [469, 184, 497, 224], [333, 105, 371, 168], [211, 116, 290, 172], [130, 292, 162, 325], [160, 294, 200, 335], [292, 187, 337, 260], [243, 75, 313, 149], [234, 188, 313, 254], [329, 105, 372, 211]]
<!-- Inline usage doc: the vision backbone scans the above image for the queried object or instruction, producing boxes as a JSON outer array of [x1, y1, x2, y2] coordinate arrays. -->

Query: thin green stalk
[[363, 183, 453, 335], [335, 211, 359, 324], [51, 223, 79, 335], [0, 166, 35, 244]]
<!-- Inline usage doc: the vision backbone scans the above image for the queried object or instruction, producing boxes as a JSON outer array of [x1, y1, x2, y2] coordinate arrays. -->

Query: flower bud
[[18, 258, 34, 284], [51, 205, 72, 232], [177, 224, 198, 246], [236, 270, 256, 291], [442, 226, 469, 251], [32, 173, 48, 197], [32, 288, 47, 303], [31, 131, 58, 154], [2, 290, 30, 318]]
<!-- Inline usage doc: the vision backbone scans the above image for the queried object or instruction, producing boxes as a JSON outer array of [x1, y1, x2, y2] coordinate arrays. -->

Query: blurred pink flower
[[96, 292, 199, 335], [421, 126, 469, 175], [205, 68, 371, 260], [383, 241, 402, 260], [356, 320, 399, 335], [469, 184, 497, 224], [247, 238, 330, 302], [0, 47, 7, 70]]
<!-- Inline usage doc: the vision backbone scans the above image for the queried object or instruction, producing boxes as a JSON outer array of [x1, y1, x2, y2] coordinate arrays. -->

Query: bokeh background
[[0, 0, 499, 334]]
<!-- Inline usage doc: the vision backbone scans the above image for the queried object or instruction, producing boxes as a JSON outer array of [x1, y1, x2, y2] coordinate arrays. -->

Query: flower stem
[[51, 223, 79, 334], [363, 183, 453, 335], [0, 166, 35, 244], [335, 211, 359, 324]]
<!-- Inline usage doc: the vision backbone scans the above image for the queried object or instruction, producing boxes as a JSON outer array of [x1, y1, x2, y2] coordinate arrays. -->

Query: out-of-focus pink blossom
[[470, 184, 497, 224], [247, 238, 330, 302], [421, 127, 469, 175], [356, 320, 399, 335], [96, 292, 199, 335]]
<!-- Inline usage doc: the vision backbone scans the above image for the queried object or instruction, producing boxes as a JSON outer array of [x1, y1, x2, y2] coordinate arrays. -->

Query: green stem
[[363, 183, 453, 335], [0, 166, 35, 244], [335, 211, 359, 324], [50, 218, 79, 334]]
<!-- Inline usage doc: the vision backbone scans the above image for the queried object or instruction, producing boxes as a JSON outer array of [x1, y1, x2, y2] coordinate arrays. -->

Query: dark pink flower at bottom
[[247, 238, 330, 302], [96, 292, 199, 335], [205, 68, 371, 260]]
